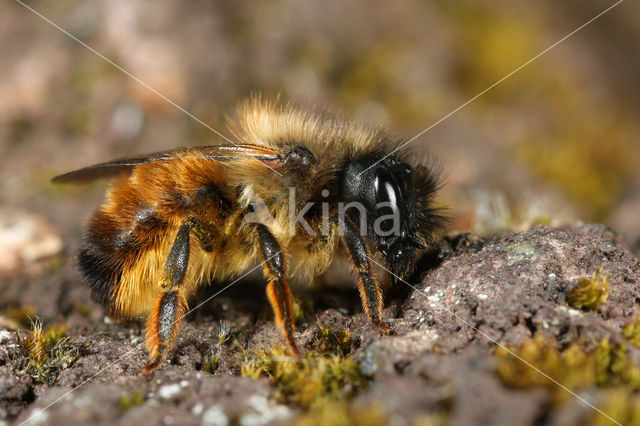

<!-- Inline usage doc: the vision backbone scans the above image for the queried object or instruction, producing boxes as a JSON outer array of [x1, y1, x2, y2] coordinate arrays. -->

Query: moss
[[516, 115, 639, 220], [14, 318, 88, 385], [242, 346, 367, 408], [119, 389, 145, 411], [623, 319, 640, 348], [203, 354, 220, 374], [291, 296, 314, 325], [71, 300, 94, 317], [566, 270, 609, 311], [17, 318, 47, 369], [313, 326, 353, 357], [413, 412, 449, 426], [293, 401, 386, 426], [44, 324, 69, 348], [6, 305, 37, 328], [592, 388, 640, 426], [496, 334, 640, 407], [240, 326, 365, 409]]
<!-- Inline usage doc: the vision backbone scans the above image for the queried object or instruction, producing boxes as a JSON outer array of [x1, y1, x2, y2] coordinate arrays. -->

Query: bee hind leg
[[142, 223, 191, 375], [255, 224, 300, 356], [340, 216, 391, 334]]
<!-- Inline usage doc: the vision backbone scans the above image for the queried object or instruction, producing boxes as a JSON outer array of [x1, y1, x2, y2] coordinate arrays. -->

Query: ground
[[1, 223, 639, 426]]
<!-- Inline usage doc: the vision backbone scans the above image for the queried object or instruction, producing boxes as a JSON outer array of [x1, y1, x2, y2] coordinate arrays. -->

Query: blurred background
[[1, 0, 639, 278]]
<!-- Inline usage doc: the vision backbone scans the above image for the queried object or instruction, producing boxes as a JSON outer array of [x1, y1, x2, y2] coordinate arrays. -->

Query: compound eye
[[375, 170, 405, 234], [380, 179, 399, 211], [375, 171, 400, 208]]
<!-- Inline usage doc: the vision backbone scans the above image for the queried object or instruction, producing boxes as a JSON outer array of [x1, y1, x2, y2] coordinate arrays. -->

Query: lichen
[[566, 270, 609, 311]]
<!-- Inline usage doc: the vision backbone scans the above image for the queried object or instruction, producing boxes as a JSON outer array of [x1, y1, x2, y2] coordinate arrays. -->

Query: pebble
[[202, 405, 228, 426], [158, 384, 182, 400]]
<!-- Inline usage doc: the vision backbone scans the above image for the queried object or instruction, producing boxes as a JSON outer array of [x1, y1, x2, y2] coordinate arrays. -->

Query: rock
[[0, 209, 63, 276], [5, 224, 640, 425]]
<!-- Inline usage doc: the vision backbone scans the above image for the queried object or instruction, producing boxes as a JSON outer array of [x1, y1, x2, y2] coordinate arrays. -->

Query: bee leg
[[142, 223, 191, 375], [188, 217, 215, 252], [255, 224, 300, 356], [340, 217, 391, 334]]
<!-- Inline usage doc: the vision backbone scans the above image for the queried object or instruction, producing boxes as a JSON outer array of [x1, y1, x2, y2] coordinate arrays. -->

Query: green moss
[[119, 389, 145, 411], [241, 346, 367, 408], [17, 318, 47, 369], [14, 318, 88, 385], [313, 326, 353, 357], [203, 354, 220, 374], [241, 326, 365, 409], [623, 319, 640, 348], [293, 401, 387, 426], [44, 323, 69, 348], [566, 270, 609, 311], [336, 41, 438, 123], [592, 388, 640, 426], [496, 335, 640, 405], [6, 305, 37, 328], [413, 412, 449, 426], [71, 300, 94, 317]]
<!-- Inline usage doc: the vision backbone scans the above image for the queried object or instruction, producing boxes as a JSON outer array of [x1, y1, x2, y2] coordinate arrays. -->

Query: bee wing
[[51, 144, 285, 183]]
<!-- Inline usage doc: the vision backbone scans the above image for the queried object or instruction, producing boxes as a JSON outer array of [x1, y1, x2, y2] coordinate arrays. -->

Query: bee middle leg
[[340, 217, 391, 333], [255, 224, 300, 356], [142, 223, 191, 375]]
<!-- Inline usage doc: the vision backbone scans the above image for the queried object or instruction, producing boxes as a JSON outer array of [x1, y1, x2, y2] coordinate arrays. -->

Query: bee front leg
[[255, 224, 300, 356], [340, 217, 391, 334], [142, 223, 191, 375]]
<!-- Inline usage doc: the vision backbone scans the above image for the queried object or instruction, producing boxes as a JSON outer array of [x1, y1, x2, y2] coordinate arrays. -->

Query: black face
[[342, 152, 426, 279]]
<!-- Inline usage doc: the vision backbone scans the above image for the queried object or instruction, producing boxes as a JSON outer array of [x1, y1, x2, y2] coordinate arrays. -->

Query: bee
[[53, 97, 447, 373]]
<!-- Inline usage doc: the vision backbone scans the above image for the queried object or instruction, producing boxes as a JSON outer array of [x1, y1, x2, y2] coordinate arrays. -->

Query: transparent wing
[[51, 144, 285, 183]]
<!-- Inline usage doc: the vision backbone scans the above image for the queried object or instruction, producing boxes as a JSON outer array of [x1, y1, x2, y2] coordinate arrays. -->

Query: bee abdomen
[[77, 243, 122, 310], [78, 205, 168, 314]]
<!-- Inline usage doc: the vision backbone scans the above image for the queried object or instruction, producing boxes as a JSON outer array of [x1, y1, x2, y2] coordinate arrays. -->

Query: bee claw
[[375, 321, 392, 335], [141, 360, 162, 376]]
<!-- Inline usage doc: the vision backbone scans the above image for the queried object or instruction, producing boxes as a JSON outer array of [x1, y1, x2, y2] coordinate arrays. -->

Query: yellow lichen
[[566, 270, 609, 311]]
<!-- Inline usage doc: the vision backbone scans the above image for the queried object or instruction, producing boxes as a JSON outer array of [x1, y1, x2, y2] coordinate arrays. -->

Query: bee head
[[340, 151, 445, 280]]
